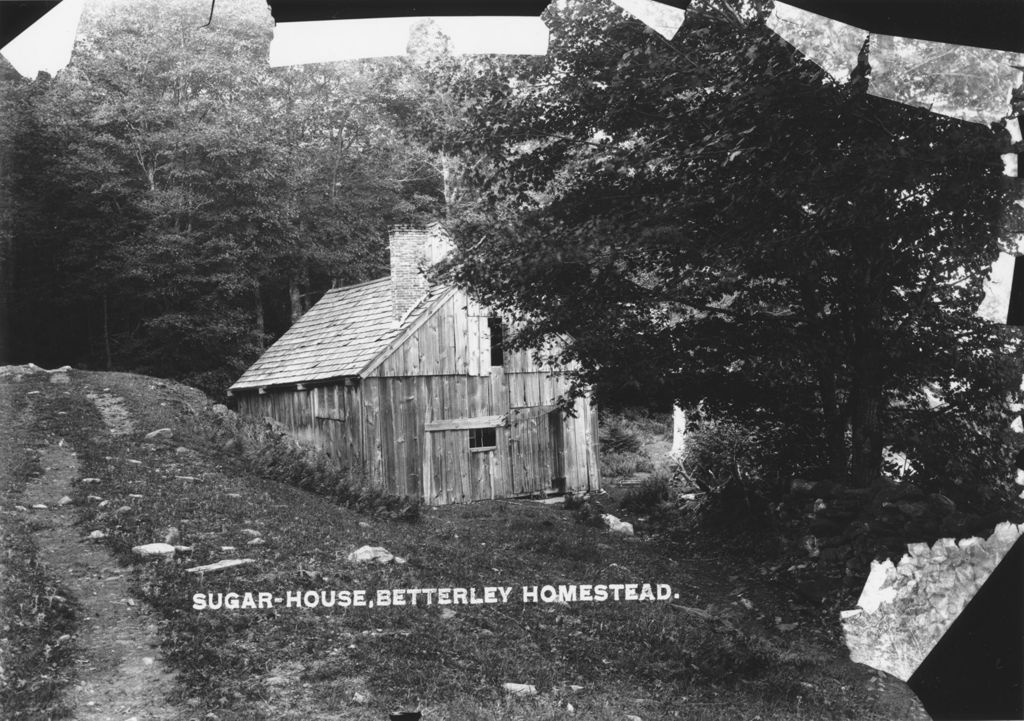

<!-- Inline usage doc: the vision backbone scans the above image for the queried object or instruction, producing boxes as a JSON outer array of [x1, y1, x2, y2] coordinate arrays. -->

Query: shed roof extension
[[230, 278, 451, 391]]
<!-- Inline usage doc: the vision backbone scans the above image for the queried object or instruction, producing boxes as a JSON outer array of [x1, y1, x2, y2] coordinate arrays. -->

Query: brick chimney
[[389, 223, 452, 321]]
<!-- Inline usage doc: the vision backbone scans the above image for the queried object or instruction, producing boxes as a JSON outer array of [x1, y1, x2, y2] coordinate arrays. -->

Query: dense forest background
[[3, 0, 1024, 511], [0, 0, 485, 393]]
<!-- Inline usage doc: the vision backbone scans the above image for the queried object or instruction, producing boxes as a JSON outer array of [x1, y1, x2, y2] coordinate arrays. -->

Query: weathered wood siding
[[235, 288, 600, 503], [236, 388, 316, 446]]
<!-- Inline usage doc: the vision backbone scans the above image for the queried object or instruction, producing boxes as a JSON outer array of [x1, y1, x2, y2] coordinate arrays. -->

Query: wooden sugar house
[[229, 224, 600, 504]]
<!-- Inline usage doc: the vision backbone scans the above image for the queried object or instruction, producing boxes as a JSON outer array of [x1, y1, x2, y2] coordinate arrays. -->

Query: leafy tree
[[4, 0, 445, 394], [443, 0, 1024, 499]]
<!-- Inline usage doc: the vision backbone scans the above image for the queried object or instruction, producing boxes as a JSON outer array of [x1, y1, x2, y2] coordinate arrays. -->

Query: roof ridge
[[328, 276, 390, 292]]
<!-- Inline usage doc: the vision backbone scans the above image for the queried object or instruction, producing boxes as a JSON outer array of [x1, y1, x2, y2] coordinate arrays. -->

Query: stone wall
[[841, 521, 1024, 681]]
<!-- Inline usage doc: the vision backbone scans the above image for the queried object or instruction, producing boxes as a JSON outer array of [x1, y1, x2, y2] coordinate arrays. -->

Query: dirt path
[[85, 389, 135, 436], [16, 389, 183, 721]]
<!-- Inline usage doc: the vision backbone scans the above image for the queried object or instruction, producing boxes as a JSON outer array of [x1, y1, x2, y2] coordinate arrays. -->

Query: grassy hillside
[[0, 368, 928, 720]]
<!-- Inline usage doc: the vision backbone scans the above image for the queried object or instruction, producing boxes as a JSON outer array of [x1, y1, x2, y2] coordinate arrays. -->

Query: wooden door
[[508, 407, 564, 494]]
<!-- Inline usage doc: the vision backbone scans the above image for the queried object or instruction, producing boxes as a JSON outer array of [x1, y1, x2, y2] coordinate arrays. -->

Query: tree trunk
[[800, 277, 849, 488], [254, 281, 265, 349], [0, 226, 11, 364], [289, 281, 303, 324], [818, 360, 849, 489], [849, 300, 885, 488], [102, 294, 113, 371]]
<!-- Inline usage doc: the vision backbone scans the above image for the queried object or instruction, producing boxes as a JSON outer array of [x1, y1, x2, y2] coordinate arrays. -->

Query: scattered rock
[[776, 622, 799, 632], [144, 428, 173, 440], [502, 682, 537, 696], [14, 505, 27, 511], [347, 545, 398, 564], [175, 446, 190, 455], [601, 513, 634, 535], [220, 546, 237, 552], [247, 538, 266, 546], [127, 459, 143, 466], [58, 495, 73, 506], [31, 503, 48, 510], [132, 543, 176, 558], [98, 500, 110, 508], [225, 493, 241, 498], [264, 676, 288, 686], [185, 559, 255, 574], [81, 477, 101, 484], [240, 528, 262, 538], [128, 493, 143, 499], [87, 495, 102, 502], [115, 505, 132, 514], [173, 545, 194, 553], [625, 716, 644, 721], [358, 521, 371, 528], [89, 530, 107, 540], [353, 692, 368, 704]]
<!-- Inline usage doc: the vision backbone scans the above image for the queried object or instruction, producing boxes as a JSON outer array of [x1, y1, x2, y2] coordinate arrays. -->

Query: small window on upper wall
[[488, 315, 504, 366], [469, 427, 497, 450]]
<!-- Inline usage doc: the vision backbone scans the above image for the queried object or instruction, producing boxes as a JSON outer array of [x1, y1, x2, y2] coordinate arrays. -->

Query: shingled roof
[[229, 278, 449, 391]]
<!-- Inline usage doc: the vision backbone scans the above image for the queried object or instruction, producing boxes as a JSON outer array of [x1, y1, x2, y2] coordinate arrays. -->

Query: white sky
[[269, 16, 550, 66]]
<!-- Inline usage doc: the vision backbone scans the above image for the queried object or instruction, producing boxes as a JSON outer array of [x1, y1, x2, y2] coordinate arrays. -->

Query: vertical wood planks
[[453, 300, 468, 375], [479, 317, 491, 377], [468, 314, 481, 376], [362, 379, 383, 486], [586, 396, 600, 490]]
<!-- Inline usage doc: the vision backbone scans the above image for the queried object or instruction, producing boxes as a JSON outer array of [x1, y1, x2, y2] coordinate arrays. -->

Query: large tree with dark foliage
[[443, 0, 1024, 499]]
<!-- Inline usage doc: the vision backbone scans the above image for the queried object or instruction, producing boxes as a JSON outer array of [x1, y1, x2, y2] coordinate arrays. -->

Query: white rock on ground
[[601, 513, 634, 535], [347, 545, 401, 564], [131, 543, 176, 558], [502, 682, 537, 696], [144, 428, 173, 439], [185, 558, 255, 574], [58, 495, 73, 506]]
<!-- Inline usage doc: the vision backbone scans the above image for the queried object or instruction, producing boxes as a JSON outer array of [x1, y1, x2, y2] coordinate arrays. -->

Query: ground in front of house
[[0, 367, 929, 720]]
